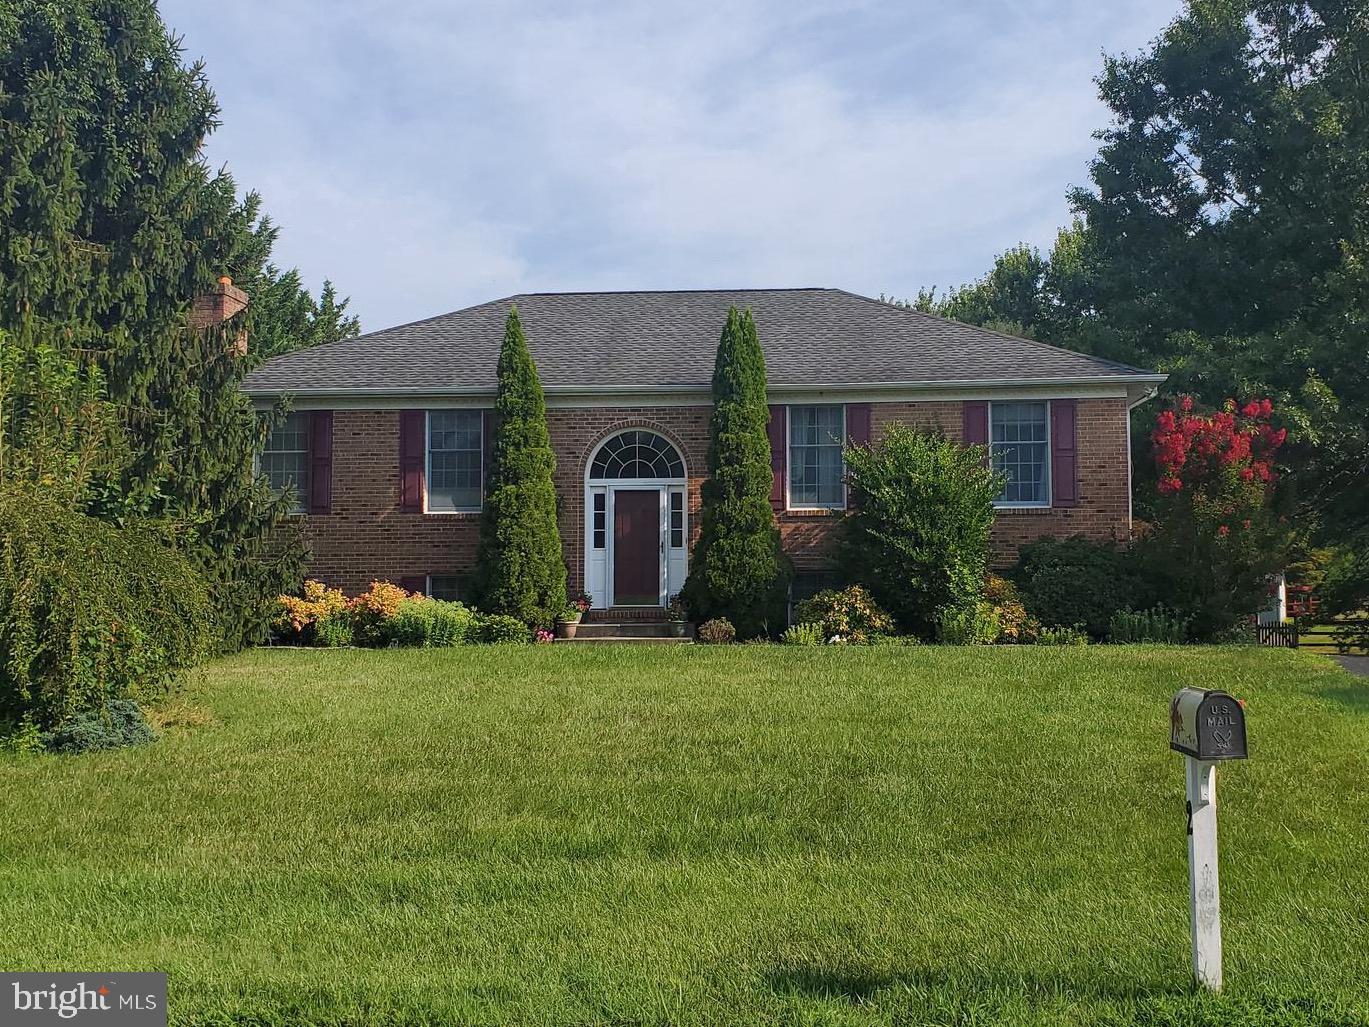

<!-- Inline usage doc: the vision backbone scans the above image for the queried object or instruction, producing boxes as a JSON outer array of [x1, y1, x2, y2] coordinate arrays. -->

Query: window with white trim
[[427, 410, 483, 512], [990, 401, 1050, 506], [426, 575, 465, 602], [788, 405, 845, 509], [261, 411, 309, 514], [590, 430, 684, 479]]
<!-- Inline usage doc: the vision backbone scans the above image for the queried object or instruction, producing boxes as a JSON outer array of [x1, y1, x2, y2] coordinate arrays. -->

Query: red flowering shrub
[[1143, 397, 1295, 638], [1152, 396, 1285, 499]]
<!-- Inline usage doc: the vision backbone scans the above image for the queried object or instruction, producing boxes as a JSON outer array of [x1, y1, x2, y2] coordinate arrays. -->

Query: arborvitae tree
[[0, 1, 356, 644], [683, 307, 789, 637], [472, 306, 567, 627]]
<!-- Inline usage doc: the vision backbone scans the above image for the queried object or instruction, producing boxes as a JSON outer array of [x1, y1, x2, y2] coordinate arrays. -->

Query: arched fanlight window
[[589, 430, 685, 480]]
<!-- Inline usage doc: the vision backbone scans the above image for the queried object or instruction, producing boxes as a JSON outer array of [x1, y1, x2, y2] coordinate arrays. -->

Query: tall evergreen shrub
[[682, 308, 789, 637], [472, 307, 567, 627]]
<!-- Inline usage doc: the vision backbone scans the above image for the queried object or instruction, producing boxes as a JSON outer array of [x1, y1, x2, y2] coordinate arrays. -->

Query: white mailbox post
[[1169, 687, 1248, 992]]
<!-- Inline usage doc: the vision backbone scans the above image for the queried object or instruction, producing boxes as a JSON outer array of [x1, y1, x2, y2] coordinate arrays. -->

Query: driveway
[[1331, 655, 1369, 677]]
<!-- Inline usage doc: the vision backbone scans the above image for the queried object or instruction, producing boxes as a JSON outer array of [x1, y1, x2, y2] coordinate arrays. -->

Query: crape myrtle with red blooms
[[1152, 397, 1286, 500], [1142, 396, 1294, 639]]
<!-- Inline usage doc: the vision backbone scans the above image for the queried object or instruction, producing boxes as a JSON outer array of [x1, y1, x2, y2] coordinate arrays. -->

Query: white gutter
[[243, 373, 1170, 400]]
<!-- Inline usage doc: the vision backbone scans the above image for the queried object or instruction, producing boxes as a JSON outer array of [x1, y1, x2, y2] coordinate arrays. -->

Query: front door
[[613, 489, 661, 606]]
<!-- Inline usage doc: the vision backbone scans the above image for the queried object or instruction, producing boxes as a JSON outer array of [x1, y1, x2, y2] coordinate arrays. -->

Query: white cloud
[[163, 0, 1180, 329]]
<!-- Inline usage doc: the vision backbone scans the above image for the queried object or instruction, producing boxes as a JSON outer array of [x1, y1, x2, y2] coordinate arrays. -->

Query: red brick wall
[[298, 397, 1131, 593], [984, 397, 1132, 564], [301, 410, 481, 593]]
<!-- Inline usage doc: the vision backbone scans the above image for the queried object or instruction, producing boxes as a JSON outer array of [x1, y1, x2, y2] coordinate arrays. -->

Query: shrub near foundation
[[471, 307, 568, 628], [1012, 536, 1153, 639], [683, 308, 790, 638], [383, 599, 473, 648], [346, 581, 411, 647], [841, 426, 1001, 638], [795, 586, 895, 644], [273, 580, 348, 644], [696, 618, 737, 645], [272, 582, 517, 647], [473, 614, 532, 644]]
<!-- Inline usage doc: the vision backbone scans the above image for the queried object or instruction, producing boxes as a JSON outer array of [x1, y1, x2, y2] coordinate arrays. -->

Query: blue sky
[[159, 0, 1180, 332]]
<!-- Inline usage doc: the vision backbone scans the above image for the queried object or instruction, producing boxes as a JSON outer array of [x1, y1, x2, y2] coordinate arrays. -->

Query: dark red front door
[[613, 490, 660, 606]]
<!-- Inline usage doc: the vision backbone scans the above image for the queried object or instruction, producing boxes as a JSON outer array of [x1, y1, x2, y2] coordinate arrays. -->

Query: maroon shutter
[[962, 401, 989, 446], [399, 575, 426, 595], [482, 408, 494, 500], [1051, 399, 1079, 507], [846, 403, 871, 447], [308, 410, 332, 514], [399, 410, 425, 512], [767, 404, 786, 511]]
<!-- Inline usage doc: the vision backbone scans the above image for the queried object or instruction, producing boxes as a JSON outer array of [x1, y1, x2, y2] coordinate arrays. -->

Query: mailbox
[[1170, 687, 1247, 761]]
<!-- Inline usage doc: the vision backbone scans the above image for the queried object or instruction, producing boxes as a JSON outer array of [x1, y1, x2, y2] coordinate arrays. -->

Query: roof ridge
[[830, 288, 1152, 376], [506, 286, 833, 301]]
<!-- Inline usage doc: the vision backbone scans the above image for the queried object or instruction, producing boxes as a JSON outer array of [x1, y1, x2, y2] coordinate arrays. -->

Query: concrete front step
[[561, 635, 693, 645], [583, 607, 675, 623], [573, 621, 686, 639]]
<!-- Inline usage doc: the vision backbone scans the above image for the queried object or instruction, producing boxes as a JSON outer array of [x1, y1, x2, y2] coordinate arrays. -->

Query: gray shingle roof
[[242, 288, 1161, 395]]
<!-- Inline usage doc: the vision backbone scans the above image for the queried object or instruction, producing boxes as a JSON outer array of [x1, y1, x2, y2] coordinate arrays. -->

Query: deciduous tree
[[909, 1, 1369, 594]]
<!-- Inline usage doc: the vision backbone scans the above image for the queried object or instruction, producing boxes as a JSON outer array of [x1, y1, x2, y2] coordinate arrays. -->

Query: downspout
[[1127, 385, 1162, 529]]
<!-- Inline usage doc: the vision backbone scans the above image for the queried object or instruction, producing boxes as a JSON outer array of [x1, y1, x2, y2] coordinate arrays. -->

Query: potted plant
[[666, 593, 689, 638], [556, 593, 592, 639]]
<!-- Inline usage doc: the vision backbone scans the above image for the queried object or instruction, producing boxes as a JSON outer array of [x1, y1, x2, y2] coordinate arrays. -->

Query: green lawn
[[3, 646, 1366, 1026]]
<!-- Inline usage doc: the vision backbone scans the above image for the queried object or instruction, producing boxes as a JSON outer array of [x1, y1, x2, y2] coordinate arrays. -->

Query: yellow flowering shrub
[[984, 574, 1038, 643], [794, 586, 896, 644], [347, 580, 417, 646], [273, 580, 347, 643]]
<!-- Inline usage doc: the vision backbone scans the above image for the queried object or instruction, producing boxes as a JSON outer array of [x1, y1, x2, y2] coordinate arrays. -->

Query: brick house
[[243, 288, 1165, 612]]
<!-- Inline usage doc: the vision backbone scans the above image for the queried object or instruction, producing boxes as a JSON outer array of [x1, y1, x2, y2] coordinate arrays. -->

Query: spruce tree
[[0, 1, 356, 644], [682, 308, 789, 637], [472, 306, 567, 627]]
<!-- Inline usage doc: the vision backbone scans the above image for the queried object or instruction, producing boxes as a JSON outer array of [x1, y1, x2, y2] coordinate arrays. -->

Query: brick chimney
[[190, 276, 249, 355]]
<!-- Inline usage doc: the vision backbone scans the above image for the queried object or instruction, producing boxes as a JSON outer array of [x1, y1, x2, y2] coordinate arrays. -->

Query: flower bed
[[272, 581, 531, 647]]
